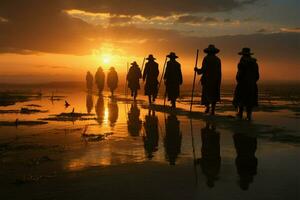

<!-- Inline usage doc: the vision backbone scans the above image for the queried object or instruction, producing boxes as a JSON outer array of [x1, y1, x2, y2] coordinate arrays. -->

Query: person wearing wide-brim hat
[[233, 47, 259, 121], [194, 44, 222, 115], [143, 54, 159, 104], [164, 52, 183, 108], [127, 61, 142, 100], [107, 66, 118, 97]]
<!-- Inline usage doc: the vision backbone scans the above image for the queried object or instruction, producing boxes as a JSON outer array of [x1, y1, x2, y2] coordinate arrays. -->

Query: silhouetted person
[[195, 45, 222, 115], [107, 67, 118, 97], [108, 99, 118, 127], [86, 93, 93, 114], [95, 67, 105, 95], [127, 61, 142, 100], [127, 103, 142, 136], [164, 52, 183, 108], [164, 114, 182, 165], [95, 96, 104, 125], [86, 71, 94, 92], [143, 109, 159, 160], [233, 48, 259, 120], [143, 54, 159, 104], [199, 121, 221, 188], [233, 133, 258, 190]]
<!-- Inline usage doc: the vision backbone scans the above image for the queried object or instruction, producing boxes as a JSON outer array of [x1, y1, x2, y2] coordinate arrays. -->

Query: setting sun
[[102, 54, 111, 65]]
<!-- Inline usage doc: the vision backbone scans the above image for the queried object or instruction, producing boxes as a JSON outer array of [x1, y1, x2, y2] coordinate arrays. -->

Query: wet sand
[[0, 88, 299, 199]]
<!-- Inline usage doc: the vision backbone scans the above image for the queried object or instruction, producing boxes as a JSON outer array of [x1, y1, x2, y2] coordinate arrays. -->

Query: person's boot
[[171, 100, 176, 108], [211, 103, 216, 115], [148, 96, 152, 104], [152, 95, 156, 102], [246, 107, 252, 121], [236, 106, 243, 119], [204, 105, 210, 114]]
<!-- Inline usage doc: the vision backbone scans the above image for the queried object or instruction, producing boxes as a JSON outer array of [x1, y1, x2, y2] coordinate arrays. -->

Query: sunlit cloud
[[280, 27, 300, 33]]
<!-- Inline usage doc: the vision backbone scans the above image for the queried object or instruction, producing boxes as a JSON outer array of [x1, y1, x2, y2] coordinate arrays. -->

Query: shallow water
[[0, 89, 299, 199]]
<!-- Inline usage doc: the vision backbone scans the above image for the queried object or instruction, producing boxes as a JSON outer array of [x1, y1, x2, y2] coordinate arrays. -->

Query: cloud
[[280, 27, 300, 33], [63, 0, 258, 17], [35, 65, 71, 70], [257, 28, 268, 33], [175, 15, 242, 25], [176, 15, 219, 25]]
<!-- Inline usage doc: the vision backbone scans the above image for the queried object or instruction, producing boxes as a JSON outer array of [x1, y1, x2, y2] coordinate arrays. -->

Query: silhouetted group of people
[[86, 67, 118, 96], [125, 45, 259, 120], [194, 45, 259, 120], [86, 45, 259, 120]]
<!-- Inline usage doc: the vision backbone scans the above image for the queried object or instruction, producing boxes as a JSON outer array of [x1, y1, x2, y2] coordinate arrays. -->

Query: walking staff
[[157, 57, 168, 94], [140, 57, 146, 73], [125, 62, 129, 97], [190, 49, 199, 112]]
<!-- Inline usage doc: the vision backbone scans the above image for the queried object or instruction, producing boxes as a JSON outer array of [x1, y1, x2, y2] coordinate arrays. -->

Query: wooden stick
[[140, 57, 146, 73], [125, 62, 129, 97], [157, 57, 168, 96], [190, 49, 199, 112]]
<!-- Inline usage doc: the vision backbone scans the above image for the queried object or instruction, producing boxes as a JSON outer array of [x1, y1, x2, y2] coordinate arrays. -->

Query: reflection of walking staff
[[190, 49, 199, 112], [163, 87, 167, 106], [157, 57, 168, 96], [190, 118, 198, 185]]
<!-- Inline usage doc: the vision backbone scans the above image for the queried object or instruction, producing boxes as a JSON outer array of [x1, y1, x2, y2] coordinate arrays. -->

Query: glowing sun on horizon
[[102, 54, 111, 64]]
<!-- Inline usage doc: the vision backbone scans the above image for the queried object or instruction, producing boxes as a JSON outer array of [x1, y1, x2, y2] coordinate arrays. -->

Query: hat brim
[[204, 48, 220, 54], [146, 57, 156, 60], [167, 55, 178, 58], [238, 52, 254, 55]]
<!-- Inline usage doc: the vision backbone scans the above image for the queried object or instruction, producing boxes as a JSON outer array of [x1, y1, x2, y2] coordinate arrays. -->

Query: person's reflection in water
[[108, 99, 118, 128], [95, 96, 104, 125], [143, 109, 159, 160], [127, 103, 142, 136], [164, 114, 182, 165], [200, 121, 221, 188], [86, 93, 93, 114], [233, 133, 258, 190]]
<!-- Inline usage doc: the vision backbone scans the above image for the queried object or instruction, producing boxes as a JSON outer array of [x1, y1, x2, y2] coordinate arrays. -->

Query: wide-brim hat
[[238, 47, 254, 55], [146, 54, 156, 60], [167, 52, 178, 59], [131, 61, 138, 66], [204, 44, 220, 54]]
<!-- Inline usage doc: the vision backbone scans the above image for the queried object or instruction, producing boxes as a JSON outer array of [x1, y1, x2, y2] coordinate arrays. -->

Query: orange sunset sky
[[0, 0, 299, 83]]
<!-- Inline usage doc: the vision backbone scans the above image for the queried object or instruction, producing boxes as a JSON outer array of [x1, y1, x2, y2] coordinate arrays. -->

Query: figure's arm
[[195, 58, 207, 75], [179, 64, 183, 85], [236, 63, 242, 82], [142, 65, 147, 81], [255, 62, 260, 82], [163, 64, 169, 80]]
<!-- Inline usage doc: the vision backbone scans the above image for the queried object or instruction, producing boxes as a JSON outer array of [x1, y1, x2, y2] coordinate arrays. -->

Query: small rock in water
[[82, 132, 113, 142]]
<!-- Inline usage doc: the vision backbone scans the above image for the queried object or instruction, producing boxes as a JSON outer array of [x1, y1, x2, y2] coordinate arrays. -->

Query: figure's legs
[[148, 95, 152, 104], [131, 90, 134, 97], [237, 106, 244, 119], [211, 103, 216, 115], [246, 106, 253, 121], [204, 104, 210, 113], [171, 99, 176, 108], [133, 90, 137, 100], [152, 94, 156, 102]]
